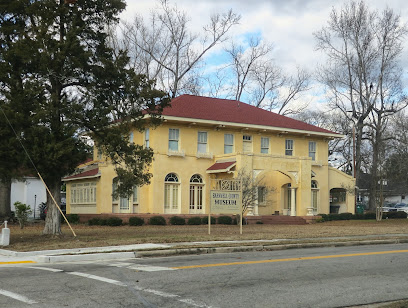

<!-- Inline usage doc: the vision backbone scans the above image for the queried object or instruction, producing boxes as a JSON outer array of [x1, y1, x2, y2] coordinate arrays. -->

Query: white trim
[[62, 174, 100, 182], [157, 115, 342, 138]]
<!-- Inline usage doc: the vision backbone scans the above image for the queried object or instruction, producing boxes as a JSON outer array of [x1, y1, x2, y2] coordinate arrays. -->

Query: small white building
[[10, 176, 46, 219]]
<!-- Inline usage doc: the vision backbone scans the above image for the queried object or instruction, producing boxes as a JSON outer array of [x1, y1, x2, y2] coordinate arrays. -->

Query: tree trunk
[[43, 182, 62, 235], [0, 179, 11, 218]]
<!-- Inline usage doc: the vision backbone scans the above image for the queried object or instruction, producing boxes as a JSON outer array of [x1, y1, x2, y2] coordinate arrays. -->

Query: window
[[285, 139, 293, 156], [261, 137, 269, 154], [309, 141, 316, 160], [243, 135, 252, 153], [197, 132, 207, 153], [71, 183, 96, 204], [224, 134, 234, 154], [258, 186, 267, 204], [311, 180, 318, 212], [164, 173, 180, 213], [168, 128, 179, 151], [145, 128, 150, 148], [129, 132, 134, 143], [132, 186, 138, 204], [97, 148, 103, 160], [189, 174, 204, 213]]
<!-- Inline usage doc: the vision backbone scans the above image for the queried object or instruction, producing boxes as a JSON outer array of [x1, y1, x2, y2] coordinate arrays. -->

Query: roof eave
[[160, 115, 342, 139]]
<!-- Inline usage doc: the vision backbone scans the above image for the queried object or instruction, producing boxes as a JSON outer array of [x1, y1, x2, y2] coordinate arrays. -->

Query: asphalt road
[[1, 243, 408, 308]]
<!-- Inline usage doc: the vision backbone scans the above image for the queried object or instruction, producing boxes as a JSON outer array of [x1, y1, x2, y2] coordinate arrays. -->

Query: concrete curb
[[2, 237, 408, 264]]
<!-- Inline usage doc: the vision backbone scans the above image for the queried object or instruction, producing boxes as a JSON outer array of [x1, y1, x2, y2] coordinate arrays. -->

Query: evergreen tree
[[0, 0, 169, 234]]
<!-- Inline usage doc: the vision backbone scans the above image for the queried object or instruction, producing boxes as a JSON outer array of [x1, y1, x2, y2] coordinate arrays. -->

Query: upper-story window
[[261, 137, 269, 154], [309, 141, 316, 160], [129, 132, 134, 143], [145, 128, 150, 148], [168, 128, 179, 151], [197, 131, 207, 153], [242, 135, 252, 153], [285, 139, 294, 156], [224, 134, 234, 154]]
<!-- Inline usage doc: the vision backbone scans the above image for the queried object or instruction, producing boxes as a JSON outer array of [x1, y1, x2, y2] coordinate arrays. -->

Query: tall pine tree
[[0, 0, 169, 234]]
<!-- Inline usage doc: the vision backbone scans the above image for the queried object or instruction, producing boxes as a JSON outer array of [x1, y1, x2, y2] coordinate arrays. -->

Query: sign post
[[209, 179, 242, 235]]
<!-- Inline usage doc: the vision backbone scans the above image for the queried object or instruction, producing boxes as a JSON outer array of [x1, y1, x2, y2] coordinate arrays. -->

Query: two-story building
[[63, 95, 355, 218]]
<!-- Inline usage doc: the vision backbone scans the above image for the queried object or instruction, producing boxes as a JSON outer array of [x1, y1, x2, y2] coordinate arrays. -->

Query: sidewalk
[[1, 234, 408, 265]]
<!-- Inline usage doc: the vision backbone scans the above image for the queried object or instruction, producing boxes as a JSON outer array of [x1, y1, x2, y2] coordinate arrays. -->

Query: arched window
[[189, 174, 204, 214], [164, 173, 180, 213], [311, 180, 319, 213]]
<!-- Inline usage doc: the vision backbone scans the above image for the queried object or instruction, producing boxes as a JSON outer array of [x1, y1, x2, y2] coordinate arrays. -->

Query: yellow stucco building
[[63, 95, 355, 218]]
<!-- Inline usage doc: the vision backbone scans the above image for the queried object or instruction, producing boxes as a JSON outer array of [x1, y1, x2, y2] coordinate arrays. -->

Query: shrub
[[129, 216, 144, 226], [14, 201, 32, 229], [384, 211, 407, 219], [66, 214, 80, 224], [201, 216, 216, 224], [363, 212, 376, 220], [88, 217, 101, 226], [339, 212, 353, 220], [187, 216, 202, 225], [149, 216, 166, 225], [106, 217, 123, 226], [217, 215, 232, 225], [256, 221, 264, 224], [169, 216, 186, 225], [99, 218, 108, 225]]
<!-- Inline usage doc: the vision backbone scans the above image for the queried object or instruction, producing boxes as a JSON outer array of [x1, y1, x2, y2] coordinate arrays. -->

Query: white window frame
[[168, 128, 179, 151], [224, 134, 234, 154], [309, 141, 316, 161], [261, 137, 269, 154], [71, 183, 96, 205], [242, 135, 252, 153], [197, 131, 207, 154], [145, 128, 150, 148], [311, 180, 319, 213], [189, 174, 204, 213], [285, 139, 294, 156], [164, 173, 181, 213], [258, 186, 267, 205]]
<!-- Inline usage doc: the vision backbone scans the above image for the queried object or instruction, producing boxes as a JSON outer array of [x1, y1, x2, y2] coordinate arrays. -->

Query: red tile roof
[[162, 95, 336, 135], [207, 161, 236, 173], [62, 168, 100, 181]]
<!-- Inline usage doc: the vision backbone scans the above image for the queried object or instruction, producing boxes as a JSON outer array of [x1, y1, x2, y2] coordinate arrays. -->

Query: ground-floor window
[[189, 174, 204, 213], [112, 177, 138, 213], [164, 173, 180, 213], [70, 182, 96, 204], [311, 180, 319, 213]]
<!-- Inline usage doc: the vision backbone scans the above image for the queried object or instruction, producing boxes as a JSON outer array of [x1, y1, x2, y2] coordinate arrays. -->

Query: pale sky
[[120, 0, 408, 110]]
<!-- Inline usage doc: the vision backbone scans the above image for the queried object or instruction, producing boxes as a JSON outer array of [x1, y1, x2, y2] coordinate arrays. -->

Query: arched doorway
[[164, 173, 180, 214], [189, 174, 204, 214]]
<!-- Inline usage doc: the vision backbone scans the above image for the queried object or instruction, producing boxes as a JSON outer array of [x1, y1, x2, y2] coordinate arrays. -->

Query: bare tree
[[314, 1, 408, 205], [120, 0, 240, 98], [224, 37, 310, 115]]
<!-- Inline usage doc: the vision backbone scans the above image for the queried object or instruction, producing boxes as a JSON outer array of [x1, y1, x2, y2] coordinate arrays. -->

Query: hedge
[[217, 215, 233, 225], [169, 216, 186, 225], [187, 217, 202, 225], [66, 214, 80, 224], [318, 211, 407, 222], [129, 216, 144, 226], [149, 216, 166, 225], [201, 216, 216, 224]]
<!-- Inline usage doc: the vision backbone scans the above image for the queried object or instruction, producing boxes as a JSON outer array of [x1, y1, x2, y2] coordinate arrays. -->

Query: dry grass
[[4, 219, 408, 252]]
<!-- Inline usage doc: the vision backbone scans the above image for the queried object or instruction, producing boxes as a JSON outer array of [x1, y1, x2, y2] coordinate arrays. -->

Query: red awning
[[62, 168, 100, 181], [206, 161, 236, 174]]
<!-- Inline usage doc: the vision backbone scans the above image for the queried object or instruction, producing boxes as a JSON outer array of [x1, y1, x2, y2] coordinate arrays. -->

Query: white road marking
[[68, 272, 126, 286], [107, 262, 134, 267], [27, 266, 64, 272], [0, 289, 37, 304], [128, 264, 176, 272]]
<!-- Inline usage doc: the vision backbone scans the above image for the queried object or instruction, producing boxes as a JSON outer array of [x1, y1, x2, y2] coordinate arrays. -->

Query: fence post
[[0, 221, 10, 246]]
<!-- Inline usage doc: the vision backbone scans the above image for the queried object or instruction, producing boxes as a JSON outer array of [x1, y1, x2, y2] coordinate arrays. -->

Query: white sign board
[[210, 190, 242, 214]]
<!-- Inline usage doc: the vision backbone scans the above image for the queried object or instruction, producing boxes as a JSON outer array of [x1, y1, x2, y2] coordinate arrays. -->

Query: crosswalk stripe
[[0, 289, 37, 304]]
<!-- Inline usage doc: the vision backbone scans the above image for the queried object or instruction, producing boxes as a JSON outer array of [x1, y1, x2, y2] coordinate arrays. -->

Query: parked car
[[394, 203, 408, 214], [382, 202, 396, 212]]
